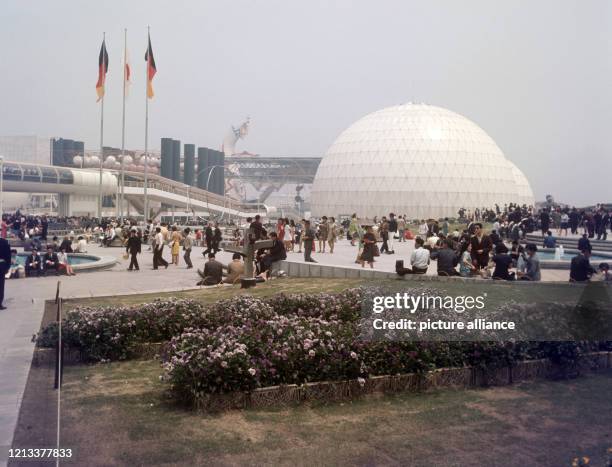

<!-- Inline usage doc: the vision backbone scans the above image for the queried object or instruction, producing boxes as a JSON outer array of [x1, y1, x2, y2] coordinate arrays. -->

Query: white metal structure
[[508, 161, 535, 208], [0, 161, 267, 218], [311, 103, 535, 219]]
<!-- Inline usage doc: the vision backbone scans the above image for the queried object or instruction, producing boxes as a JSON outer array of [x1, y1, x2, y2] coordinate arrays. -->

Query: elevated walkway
[[1, 160, 267, 219]]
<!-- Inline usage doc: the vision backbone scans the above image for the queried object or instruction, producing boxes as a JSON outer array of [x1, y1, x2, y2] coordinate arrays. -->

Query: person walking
[[348, 214, 360, 246], [294, 220, 302, 253], [202, 223, 214, 256], [360, 226, 377, 268], [379, 221, 390, 254], [327, 217, 337, 254], [397, 215, 406, 242], [153, 227, 169, 270], [387, 213, 398, 254], [126, 229, 141, 271], [318, 217, 329, 253], [170, 226, 182, 265], [183, 228, 194, 269], [212, 223, 222, 254]]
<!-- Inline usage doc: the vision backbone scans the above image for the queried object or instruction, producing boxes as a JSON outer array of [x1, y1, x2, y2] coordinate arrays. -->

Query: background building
[[52, 138, 85, 167], [0, 135, 52, 164], [310, 103, 535, 219]]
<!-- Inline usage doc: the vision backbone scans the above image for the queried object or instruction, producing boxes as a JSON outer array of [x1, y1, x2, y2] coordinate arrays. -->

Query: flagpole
[[143, 26, 150, 222], [120, 28, 127, 222], [98, 32, 105, 221]]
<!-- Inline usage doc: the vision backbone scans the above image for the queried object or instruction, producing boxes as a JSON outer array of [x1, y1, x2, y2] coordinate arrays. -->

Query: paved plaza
[[283, 237, 571, 282], [0, 236, 581, 464]]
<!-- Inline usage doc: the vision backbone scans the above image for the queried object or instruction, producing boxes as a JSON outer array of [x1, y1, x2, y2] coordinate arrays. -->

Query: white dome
[[311, 103, 534, 219], [508, 161, 535, 207]]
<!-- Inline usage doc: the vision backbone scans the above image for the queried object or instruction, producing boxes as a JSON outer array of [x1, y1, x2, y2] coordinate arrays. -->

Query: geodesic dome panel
[[508, 161, 535, 207], [311, 103, 534, 219]]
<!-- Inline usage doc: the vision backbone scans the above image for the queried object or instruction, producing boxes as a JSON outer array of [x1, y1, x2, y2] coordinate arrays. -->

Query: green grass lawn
[[61, 276, 606, 314], [61, 277, 365, 311], [59, 360, 612, 466]]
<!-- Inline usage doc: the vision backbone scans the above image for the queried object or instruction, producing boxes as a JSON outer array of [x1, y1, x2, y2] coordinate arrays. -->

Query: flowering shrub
[[38, 298, 207, 361], [38, 289, 612, 399]]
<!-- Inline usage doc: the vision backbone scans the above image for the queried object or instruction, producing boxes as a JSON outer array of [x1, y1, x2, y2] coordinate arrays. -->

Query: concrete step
[[524, 234, 612, 252]]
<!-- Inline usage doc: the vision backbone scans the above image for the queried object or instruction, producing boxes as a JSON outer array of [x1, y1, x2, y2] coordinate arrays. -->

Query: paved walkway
[[0, 243, 227, 465], [0, 237, 572, 464]]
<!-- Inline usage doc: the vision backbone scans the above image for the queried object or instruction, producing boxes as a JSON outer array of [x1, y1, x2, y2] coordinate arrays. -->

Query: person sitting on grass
[[197, 253, 223, 286], [224, 253, 245, 284]]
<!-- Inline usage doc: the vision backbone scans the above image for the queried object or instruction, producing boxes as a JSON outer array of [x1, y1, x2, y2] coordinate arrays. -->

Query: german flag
[[95, 38, 109, 102], [144, 33, 157, 99]]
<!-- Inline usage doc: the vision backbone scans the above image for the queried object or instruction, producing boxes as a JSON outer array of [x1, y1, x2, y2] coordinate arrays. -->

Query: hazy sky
[[1, 0, 611, 205]]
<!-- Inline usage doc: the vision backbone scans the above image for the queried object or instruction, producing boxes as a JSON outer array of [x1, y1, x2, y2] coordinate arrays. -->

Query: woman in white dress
[[283, 219, 294, 252]]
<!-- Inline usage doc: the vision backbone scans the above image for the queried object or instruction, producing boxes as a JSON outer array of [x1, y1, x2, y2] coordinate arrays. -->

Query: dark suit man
[[470, 223, 492, 269], [0, 237, 11, 309], [43, 247, 60, 275], [202, 225, 215, 256], [26, 249, 43, 277], [126, 230, 142, 271], [197, 253, 224, 285], [570, 250, 595, 282]]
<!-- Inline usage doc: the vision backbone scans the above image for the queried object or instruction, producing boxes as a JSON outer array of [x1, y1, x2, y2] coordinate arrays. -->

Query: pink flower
[[308, 350, 316, 357], [248, 368, 256, 376]]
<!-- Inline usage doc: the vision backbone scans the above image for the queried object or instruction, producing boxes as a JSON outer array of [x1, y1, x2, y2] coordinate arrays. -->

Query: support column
[[58, 193, 71, 217]]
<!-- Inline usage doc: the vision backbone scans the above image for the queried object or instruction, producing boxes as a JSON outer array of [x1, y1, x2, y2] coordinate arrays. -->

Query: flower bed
[[192, 352, 612, 412], [39, 289, 612, 404], [37, 298, 208, 361]]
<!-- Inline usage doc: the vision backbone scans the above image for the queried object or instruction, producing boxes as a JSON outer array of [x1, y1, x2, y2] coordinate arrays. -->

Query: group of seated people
[[196, 252, 245, 286], [395, 226, 542, 281], [195, 230, 288, 286], [13, 246, 76, 278], [27, 246, 76, 277]]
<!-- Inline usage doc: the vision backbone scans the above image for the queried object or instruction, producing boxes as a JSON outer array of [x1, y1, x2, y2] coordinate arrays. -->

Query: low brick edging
[[31, 344, 610, 413], [193, 351, 611, 412]]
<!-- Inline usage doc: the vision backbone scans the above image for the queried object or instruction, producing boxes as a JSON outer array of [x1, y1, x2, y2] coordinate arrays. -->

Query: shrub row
[[39, 289, 611, 399]]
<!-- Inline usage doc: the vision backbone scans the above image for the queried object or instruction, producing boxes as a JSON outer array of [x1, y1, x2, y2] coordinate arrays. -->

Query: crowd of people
[[305, 202, 612, 283], [0, 201, 610, 301]]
